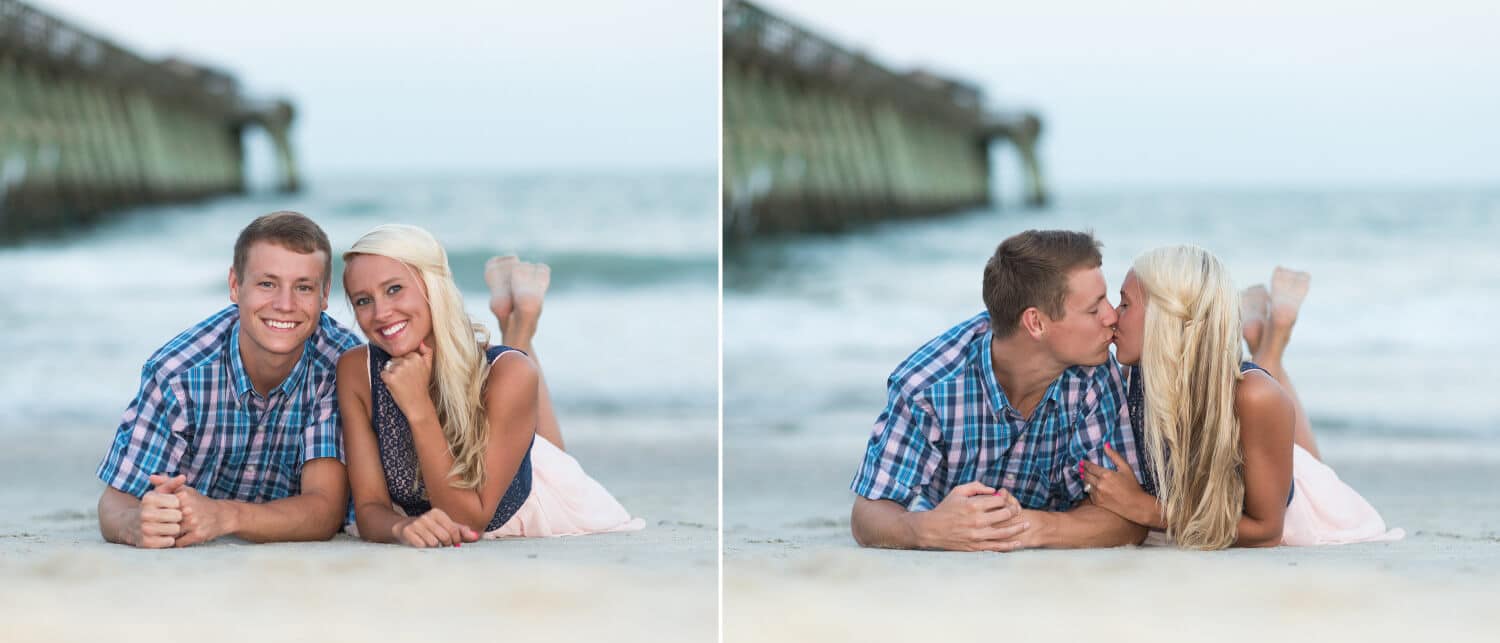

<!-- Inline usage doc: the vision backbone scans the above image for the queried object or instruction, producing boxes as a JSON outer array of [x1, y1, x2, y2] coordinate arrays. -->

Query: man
[[96, 211, 360, 548], [850, 229, 1148, 551]]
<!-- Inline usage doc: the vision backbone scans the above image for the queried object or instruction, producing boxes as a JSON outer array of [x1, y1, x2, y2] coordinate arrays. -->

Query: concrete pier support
[[241, 99, 300, 193], [723, 0, 1048, 240], [0, 0, 300, 241]]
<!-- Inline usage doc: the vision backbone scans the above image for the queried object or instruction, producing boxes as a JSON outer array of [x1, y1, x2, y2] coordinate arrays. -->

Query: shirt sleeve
[[1064, 359, 1145, 504], [302, 366, 343, 463], [95, 365, 194, 498], [850, 388, 942, 509]]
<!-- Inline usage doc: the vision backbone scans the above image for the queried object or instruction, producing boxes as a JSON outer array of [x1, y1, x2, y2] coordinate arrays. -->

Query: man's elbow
[[317, 499, 351, 540], [96, 488, 134, 545], [96, 492, 118, 544], [313, 513, 344, 541], [850, 517, 875, 548], [849, 497, 914, 549], [299, 490, 347, 541]]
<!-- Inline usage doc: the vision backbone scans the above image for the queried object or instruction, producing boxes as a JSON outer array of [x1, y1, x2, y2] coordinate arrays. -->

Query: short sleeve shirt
[[851, 312, 1146, 511], [96, 305, 360, 502]]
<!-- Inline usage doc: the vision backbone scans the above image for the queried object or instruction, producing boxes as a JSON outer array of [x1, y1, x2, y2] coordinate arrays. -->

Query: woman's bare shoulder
[[482, 349, 539, 394], [337, 345, 372, 394], [1236, 369, 1294, 442]]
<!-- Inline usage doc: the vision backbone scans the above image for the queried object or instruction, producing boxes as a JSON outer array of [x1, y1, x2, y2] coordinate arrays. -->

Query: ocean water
[[0, 172, 718, 435], [725, 187, 1500, 441]]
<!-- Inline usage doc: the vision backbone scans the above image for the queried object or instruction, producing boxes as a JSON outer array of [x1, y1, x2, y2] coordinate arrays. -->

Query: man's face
[[1111, 270, 1146, 366], [229, 242, 329, 361], [1039, 267, 1118, 367]]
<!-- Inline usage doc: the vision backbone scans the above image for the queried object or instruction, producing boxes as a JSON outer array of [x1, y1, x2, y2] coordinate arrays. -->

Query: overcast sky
[[37, 0, 718, 178], [756, 0, 1500, 189], [32, 1, 1500, 188]]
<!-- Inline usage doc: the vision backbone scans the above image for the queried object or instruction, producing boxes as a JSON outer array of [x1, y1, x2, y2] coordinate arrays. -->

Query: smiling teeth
[[266, 320, 295, 330], [381, 322, 407, 337]]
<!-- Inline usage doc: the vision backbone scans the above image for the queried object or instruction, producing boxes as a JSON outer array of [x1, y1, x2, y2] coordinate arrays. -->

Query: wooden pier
[[723, 0, 1047, 240], [0, 0, 299, 241]]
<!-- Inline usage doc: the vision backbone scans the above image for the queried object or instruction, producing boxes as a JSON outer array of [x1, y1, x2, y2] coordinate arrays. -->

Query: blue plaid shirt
[[97, 305, 360, 502], [851, 312, 1145, 511]]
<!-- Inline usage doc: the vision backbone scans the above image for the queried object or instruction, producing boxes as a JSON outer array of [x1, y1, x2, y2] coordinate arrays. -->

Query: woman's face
[[344, 254, 432, 356], [1112, 270, 1146, 366]]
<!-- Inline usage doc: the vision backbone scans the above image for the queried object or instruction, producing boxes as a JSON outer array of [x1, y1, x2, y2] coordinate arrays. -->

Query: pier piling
[[0, 0, 300, 241], [723, 0, 1048, 240]]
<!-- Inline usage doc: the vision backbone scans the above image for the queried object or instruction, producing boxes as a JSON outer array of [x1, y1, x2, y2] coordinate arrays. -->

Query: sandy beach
[[0, 417, 717, 643], [724, 417, 1500, 642]]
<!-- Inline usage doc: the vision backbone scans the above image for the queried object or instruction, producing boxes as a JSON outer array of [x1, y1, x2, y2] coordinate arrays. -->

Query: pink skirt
[[483, 436, 645, 538], [1280, 444, 1403, 546]]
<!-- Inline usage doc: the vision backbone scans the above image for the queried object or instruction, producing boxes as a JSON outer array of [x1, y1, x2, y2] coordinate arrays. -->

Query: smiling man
[[850, 229, 1150, 551], [96, 211, 360, 548]]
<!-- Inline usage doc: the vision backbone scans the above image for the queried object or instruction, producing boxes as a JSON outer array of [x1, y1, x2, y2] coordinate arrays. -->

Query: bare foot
[[510, 262, 551, 324], [1241, 284, 1269, 354], [485, 255, 519, 323], [1269, 266, 1311, 333]]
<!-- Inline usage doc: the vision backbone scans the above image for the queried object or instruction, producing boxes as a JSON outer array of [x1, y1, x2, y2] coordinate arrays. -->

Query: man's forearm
[[851, 497, 925, 549], [1026, 504, 1148, 549], [222, 490, 344, 543]]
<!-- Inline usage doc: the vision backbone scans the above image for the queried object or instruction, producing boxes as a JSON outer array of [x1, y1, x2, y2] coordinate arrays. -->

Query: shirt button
[[246, 465, 257, 474]]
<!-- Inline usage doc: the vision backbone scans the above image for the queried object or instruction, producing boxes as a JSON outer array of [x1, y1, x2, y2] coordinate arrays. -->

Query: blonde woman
[[337, 224, 643, 547], [1084, 245, 1401, 549]]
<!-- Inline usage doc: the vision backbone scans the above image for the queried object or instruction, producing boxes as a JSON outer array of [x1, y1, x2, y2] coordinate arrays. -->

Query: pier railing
[[723, 0, 984, 129]]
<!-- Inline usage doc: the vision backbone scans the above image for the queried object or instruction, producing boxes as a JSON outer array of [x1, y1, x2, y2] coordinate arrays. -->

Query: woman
[[337, 224, 643, 547], [1083, 245, 1401, 549]]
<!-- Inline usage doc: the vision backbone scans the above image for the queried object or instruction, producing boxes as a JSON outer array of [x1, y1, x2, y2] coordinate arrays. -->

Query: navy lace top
[[368, 344, 533, 531]]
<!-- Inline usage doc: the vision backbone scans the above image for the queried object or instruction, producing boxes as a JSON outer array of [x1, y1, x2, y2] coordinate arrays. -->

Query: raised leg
[[485, 255, 519, 325], [1253, 267, 1319, 460], [488, 259, 566, 451], [1241, 284, 1268, 356]]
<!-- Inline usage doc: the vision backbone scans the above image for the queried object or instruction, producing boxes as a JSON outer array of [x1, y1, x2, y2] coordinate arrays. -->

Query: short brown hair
[[982, 229, 1103, 338], [232, 211, 333, 285]]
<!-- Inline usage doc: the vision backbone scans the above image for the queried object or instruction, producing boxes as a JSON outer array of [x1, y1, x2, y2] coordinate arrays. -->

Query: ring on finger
[[1084, 483, 1093, 493]]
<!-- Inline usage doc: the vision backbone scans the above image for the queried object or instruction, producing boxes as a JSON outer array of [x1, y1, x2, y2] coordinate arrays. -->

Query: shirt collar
[[980, 331, 1066, 419], [978, 331, 1008, 417], [225, 315, 318, 402]]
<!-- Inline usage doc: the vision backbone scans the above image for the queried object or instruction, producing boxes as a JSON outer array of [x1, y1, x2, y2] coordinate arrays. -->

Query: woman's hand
[[1081, 444, 1157, 526], [380, 341, 436, 420], [391, 508, 480, 548]]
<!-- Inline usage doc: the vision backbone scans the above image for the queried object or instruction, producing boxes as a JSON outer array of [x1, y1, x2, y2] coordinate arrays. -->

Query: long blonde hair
[[1133, 245, 1245, 550], [345, 224, 492, 490]]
